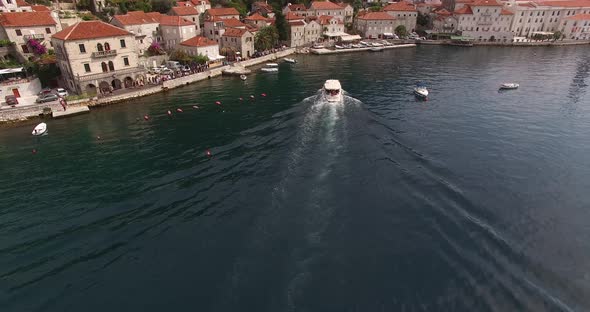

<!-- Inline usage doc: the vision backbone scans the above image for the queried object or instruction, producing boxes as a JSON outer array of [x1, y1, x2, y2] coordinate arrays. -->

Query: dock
[[310, 44, 416, 55], [52, 106, 90, 118]]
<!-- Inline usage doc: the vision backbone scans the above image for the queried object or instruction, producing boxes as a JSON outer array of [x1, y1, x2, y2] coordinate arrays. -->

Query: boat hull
[[261, 68, 278, 73], [414, 88, 429, 98], [32, 123, 47, 136]]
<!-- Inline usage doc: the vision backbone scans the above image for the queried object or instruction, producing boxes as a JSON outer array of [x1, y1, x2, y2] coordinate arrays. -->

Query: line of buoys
[[176, 108, 183, 113], [167, 110, 172, 116]]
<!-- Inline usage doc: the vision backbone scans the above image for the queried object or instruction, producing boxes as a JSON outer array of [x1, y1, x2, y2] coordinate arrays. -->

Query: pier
[[310, 44, 417, 55]]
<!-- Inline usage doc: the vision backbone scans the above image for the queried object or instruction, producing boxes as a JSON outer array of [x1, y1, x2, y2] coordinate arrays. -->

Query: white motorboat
[[323, 79, 343, 102], [265, 63, 279, 68], [312, 44, 325, 49], [372, 42, 384, 47], [261, 67, 278, 73], [352, 44, 362, 48], [370, 47, 383, 52], [413, 84, 429, 99], [240, 74, 247, 81], [284, 58, 297, 63], [499, 83, 519, 90], [32, 122, 47, 136], [335, 45, 344, 49]]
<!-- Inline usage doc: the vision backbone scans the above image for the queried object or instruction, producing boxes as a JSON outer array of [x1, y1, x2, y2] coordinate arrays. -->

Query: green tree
[[170, 49, 192, 63], [273, 9, 288, 41], [417, 13, 430, 27], [255, 26, 279, 51], [353, 0, 362, 14], [192, 54, 209, 64], [151, 0, 174, 13], [552, 31, 562, 41], [395, 25, 407, 38]]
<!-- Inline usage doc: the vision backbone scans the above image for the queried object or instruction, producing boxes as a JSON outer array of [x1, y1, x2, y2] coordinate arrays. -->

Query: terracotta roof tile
[[16, 0, 28, 7], [500, 8, 514, 15], [541, 0, 590, 7], [245, 12, 267, 20], [222, 27, 251, 37], [454, 5, 473, 14], [159, 15, 194, 26], [518, 2, 536, 7], [289, 20, 305, 26], [310, 1, 343, 10], [222, 17, 247, 27], [285, 11, 303, 20], [52, 20, 131, 40], [113, 11, 162, 25], [176, 1, 190, 6], [383, 2, 417, 12], [357, 11, 396, 20], [470, 0, 502, 6], [317, 15, 343, 24], [287, 3, 306, 11], [171, 6, 199, 15], [0, 12, 56, 27], [207, 8, 240, 16], [180, 35, 218, 47], [436, 8, 452, 16], [31, 5, 51, 11]]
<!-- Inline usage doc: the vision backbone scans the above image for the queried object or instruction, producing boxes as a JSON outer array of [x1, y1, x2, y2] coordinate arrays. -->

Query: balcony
[[77, 66, 146, 82], [23, 34, 45, 41], [91, 49, 117, 58]]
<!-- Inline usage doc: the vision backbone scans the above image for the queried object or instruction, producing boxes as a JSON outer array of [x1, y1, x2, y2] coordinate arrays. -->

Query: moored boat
[[370, 47, 383, 52], [261, 67, 278, 73], [284, 58, 297, 63], [323, 79, 343, 102], [413, 83, 429, 99], [32, 122, 47, 136], [240, 74, 247, 81], [265, 63, 279, 67], [499, 83, 519, 90]]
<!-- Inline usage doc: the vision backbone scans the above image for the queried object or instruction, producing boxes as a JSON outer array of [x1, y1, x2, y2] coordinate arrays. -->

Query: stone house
[[159, 15, 198, 50], [561, 13, 590, 40], [170, 6, 201, 32], [111, 11, 163, 56], [244, 12, 270, 28], [204, 17, 247, 43], [0, 11, 60, 61], [220, 27, 254, 58], [287, 20, 306, 47], [51, 21, 145, 95], [383, 2, 419, 32], [178, 35, 220, 60], [454, 0, 514, 42], [0, 0, 32, 13], [309, 1, 346, 22], [251, 1, 275, 18], [355, 12, 396, 39], [204, 7, 240, 21]]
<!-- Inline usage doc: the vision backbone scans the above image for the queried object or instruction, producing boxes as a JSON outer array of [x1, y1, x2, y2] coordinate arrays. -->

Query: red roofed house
[[432, 10, 457, 33], [111, 11, 164, 55], [318, 15, 345, 38], [355, 12, 396, 39], [383, 2, 418, 33], [561, 13, 590, 40], [159, 15, 199, 50], [283, 3, 309, 17], [170, 6, 201, 31], [51, 21, 144, 95], [252, 1, 275, 18], [0, 11, 59, 61], [309, 1, 346, 22], [287, 19, 306, 46], [204, 17, 247, 43], [244, 12, 270, 28], [454, 0, 514, 41], [178, 35, 221, 60], [220, 27, 254, 59], [204, 7, 240, 21], [336, 2, 354, 24]]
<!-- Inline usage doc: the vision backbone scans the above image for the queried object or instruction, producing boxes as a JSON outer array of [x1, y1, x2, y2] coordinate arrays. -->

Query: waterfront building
[[383, 2, 419, 32], [337, 2, 354, 24], [305, 19, 322, 44], [220, 27, 254, 58], [178, 35, 221, 60], [111, 11, 163, 56], [507, 0, 590, 38], [454, 0, 514, 42], [160, 15, 198, 50], [561, 13, 590, 39], [0, 11, 59, 61], [318, 15, 345, 38], [170, 6, 201, 32], [287, 20, 306, 47], [432, 9, 458, 33], [51, 21, 145, 95], [355, 12, 396, 39], [203, 17, 247, 43], [309, 1, 346, 22], [0, 0, 32, 12]]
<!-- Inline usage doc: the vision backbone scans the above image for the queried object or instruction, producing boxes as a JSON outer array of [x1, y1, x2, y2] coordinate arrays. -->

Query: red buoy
[[261, 93, 267, 97], [144, 115, 149, 121], [250, 95, 255, 99], [205, 149, 212, 157], [176, 108, 183, 113], [239, 97, 243, 101], [193, 105, 200, 109], [32, 148, 37, 154], [167, 110, 172, 116], [215, 101, 222, 105]]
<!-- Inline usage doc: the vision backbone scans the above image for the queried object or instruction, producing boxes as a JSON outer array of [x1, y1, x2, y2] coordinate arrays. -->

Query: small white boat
[[240, 74, 247, 81], [261, 67, 278, 73], [372, 42, 384, 47], [284, 58, 297, 64], [335, 45, 344, 49], [370, 47, 383, 52], [499, 83, 519, 90], [414, 84, 429, 99], [323, 79, 343, 103], [312, 45, 325, 49], [265, 63, 279, 68], [32, 122, 47, 136]]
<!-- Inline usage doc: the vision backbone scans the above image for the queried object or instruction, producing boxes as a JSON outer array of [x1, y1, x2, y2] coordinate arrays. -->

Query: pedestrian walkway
[[52, 106, 90, 118]]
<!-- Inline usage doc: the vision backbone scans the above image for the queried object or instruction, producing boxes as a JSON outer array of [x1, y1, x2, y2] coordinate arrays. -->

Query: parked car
[[149, 67, 161, 74], [36, 93, 58, 103], [38, 88, 52, 96], [181, 65, 191, 73], [56, 88, 68, 97], [5, 95, 18, 106], [160, 68, 174, 75]]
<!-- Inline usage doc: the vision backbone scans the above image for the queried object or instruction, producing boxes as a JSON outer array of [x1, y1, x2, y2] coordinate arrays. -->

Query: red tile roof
[[176, 1, 191, 6], [541, 0, 590, 7], [207, 8, 240, 16], [567, 13, 590, 20], [436, 8, 452, 16], [180, 35, 218, 47], [113, 11, 162, 25], [289, 20, 305, 26], [222, 27, 251, 37], [246, 25, 259, 32], [470, 0, 502, 6], [285, 11, 304, 20], [31, 5, 50, 11], [16, 0, 28, 7], [454, 5, 473, 14], [253, 1, 273, 11], [357, 11, 396, 20], [171, 6, 199, 15], [336, 2, 351, 8], [52, 20, 131, 40], [222, 17, 247, 27], [245, 12, 267, 20], [0, 12, 56, 27], [500, 8, 514, 15], [518, 2, 536, 7], [383, 2, 417, 12], [159, 15, 194, 26], [317, 15, 343, 24], [287, 3, 306, 11], [310, 1, 343, 10]]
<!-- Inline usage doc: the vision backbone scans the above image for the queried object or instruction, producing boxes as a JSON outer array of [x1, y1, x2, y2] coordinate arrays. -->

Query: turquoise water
[[1, 46, 590, 311]]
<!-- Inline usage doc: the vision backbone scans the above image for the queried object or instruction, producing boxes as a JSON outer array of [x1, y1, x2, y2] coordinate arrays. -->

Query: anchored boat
[[284, 58, 297, 63], [32, 123, 47, 136], [499, 83, 519, 90], [414, 83, 429, 99]]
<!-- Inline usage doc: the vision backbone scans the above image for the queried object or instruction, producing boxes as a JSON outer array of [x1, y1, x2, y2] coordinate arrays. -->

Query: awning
[[339, 34, 361, 42], [0, 67, 24, 75], [324, 31, 348, 37], [383, 32, 394, 36], [209, 55, 226, 61], [531, 31, 554, 35]]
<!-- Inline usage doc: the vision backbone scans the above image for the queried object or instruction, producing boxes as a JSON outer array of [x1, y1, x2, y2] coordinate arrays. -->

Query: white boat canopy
[[0, 67, 24, 75], [339, 34, 362, 42]]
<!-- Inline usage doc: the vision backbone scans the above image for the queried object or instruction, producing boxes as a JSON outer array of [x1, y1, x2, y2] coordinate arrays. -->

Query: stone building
[[220, 27, 254, 58], [111, 11, 163, 56], [0, 11, 59, 61], [383, 2, 419, 32], [355, 12, 396, 39], [178, 35, 220, 60]]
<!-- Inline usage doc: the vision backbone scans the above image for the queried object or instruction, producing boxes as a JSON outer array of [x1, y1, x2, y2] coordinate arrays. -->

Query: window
[[15, 29, 22, 36], [21, 45, 29, 53], [45, 27, 51, 34], [104, 42, 110, 50], [97, 43, 103, 51], [7, 0, 12, 3], [101, 62, 108, 72], [140, 39, 143, 44], [84, 63, 91, 72], [120, 39, 126, 48], [123, 57, 129, 66], [108, 61, 114, 71], [79, 44, 86, 53]]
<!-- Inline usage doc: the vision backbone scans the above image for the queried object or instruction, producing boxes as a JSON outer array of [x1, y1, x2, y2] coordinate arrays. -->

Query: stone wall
[[0, 102, 62, 123]]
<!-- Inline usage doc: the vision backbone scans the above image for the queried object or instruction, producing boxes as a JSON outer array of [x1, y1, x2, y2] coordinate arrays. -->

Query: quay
[[310, 44, 416, 55], [52, 106, 90, 118]]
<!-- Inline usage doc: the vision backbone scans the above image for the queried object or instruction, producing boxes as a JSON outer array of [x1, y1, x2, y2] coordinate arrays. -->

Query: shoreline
[[0, 48, 296, 127]]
